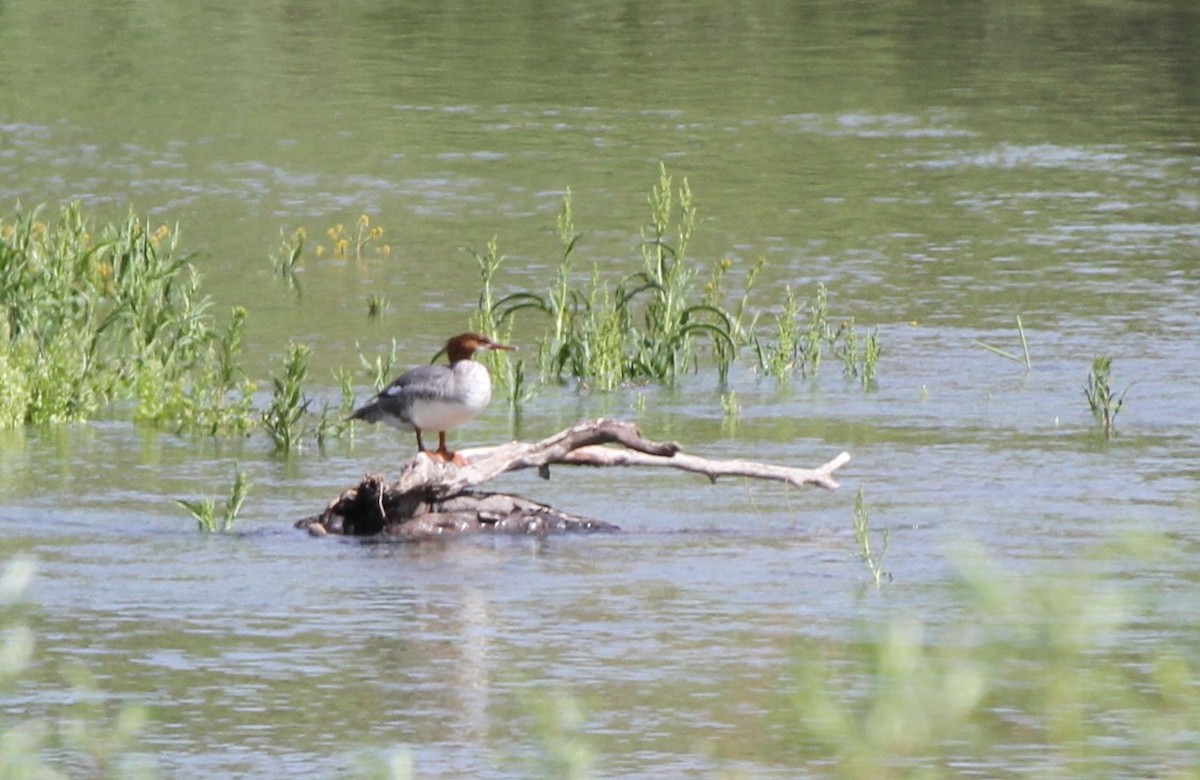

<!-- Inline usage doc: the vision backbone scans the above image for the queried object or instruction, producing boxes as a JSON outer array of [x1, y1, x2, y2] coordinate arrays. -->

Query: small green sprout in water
[[262, 342, 313, 452], [853, 487, 890, 587], [366, 293, 388, 319], [174, 464, 251, 533], [358, 338, 400, 391], [1085, 355, 1129, 440], [755, 284, 804, 379], [834, 319, 881, 388], [974, 314, 1032, 369], [315, 367, 358, 446], [271, 226, 305, 277]]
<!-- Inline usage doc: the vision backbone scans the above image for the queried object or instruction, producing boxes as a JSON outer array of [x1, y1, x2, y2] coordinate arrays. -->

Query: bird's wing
[[381, 364, 451, 402]]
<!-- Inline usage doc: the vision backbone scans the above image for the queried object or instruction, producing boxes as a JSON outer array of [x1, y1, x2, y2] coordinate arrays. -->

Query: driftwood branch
[[296, 418, 851, 539]]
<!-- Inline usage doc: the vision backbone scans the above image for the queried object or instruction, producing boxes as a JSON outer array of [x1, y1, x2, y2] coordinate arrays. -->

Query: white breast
[[406, 360, 492, 432]]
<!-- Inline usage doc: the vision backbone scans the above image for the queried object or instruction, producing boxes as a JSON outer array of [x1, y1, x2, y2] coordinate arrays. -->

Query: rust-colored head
[[445, 332, 516, 363]]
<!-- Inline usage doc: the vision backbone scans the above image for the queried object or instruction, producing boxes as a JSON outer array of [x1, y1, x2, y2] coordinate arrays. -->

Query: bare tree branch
[[297, 418, 850, 538]]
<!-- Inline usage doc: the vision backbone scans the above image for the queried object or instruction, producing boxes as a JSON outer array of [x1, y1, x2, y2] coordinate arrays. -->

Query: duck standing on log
[[350, 332, 515, 465]]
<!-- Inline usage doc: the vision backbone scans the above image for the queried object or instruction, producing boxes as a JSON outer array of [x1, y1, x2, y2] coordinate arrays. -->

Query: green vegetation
[[262, 342, 313, 453], [975, 314, 1032, 369], [753, 282, 882, 387], [270, 226, 305, 277], [322, 215, 389, 262], [490, 167, 740, 390], [0, 203, 366, 451], [2, 557, 152, 776], [852, 487, 890, 587], [366, 293, 388, 318], [1085, 355, 1129, 440], [0, 174, 886, 440], [474, 166, 880, 396], [0, 203, 256, 432], [524, 687, 595, 780], [771, 536, 1196, 778], [466, 236, 528, 409], [173, 464, 252, 532]]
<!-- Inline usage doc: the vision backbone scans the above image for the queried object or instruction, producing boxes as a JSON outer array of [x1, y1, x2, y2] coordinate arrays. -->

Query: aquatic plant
[[852, 487, 890, 587], [315, 367, 358, 446], [1085, 355, 1128, 440], [357, 338, 401, 392], [770, 535, 1196, 777], [754, 283, 879, 386], [174, 464, 252, 532], [629, 164, 737, 383], [366, 293, 388, 318], [522, 687, 595, 780], [2, 557, 152, 775], [262, 342, 313, 452], [320, 215, 389, 261], [834, 320, 881, 389], [0, 203, 255, 432], [271, 226, 306, 277], [489, 167, 740, 391], [275, 215, 391, 274], [465, 235, 529, 409], [974, 314, 1032, 369]]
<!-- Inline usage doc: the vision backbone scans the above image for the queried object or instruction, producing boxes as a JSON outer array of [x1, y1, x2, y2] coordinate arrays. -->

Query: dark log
[[295, 418, 850, 539]]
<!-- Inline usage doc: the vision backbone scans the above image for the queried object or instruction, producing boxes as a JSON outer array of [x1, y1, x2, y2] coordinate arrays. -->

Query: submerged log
[[294, 418, 851, 539]]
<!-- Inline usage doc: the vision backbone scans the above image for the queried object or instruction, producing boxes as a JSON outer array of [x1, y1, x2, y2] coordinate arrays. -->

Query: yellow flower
[[315, 244, 326, 258], [295, 227, 307, 240], [358, 214, 370, 228], [370, 226, 384, 239], [327, 224, 344, 240], [334, 239, 349, 258], [377, 244, 392, 257]]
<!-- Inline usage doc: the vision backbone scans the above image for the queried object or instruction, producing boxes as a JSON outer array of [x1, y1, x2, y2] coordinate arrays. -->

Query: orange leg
[[435, 431, 468, 466]]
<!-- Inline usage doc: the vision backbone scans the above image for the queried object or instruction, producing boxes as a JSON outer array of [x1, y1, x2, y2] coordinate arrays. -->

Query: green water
[[2, 1, 1199, 776]]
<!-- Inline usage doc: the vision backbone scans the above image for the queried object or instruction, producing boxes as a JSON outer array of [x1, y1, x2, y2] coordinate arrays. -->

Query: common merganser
[[350, 332, 515, 465]]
